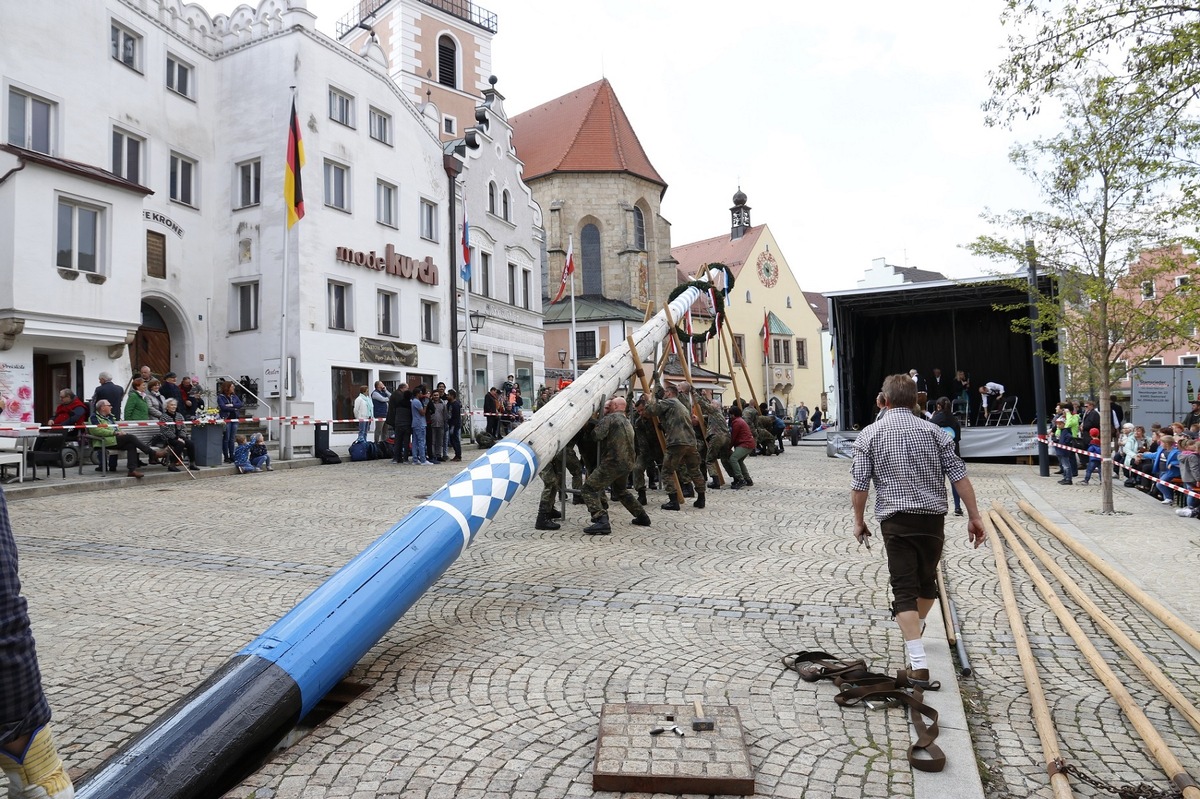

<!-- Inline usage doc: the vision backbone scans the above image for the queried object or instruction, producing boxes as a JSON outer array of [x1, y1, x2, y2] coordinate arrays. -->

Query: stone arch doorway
[[131, 303, 171, 377]]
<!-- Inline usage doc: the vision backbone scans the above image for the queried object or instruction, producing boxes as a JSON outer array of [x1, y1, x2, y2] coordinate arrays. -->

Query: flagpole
[[280, 88, 297, 460], [569, 234, 578, 379], [463, 238, 473, 439]]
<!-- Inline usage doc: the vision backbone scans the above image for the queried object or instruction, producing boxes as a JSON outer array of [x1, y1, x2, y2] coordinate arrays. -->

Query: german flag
[[285, 99, 305, 228]]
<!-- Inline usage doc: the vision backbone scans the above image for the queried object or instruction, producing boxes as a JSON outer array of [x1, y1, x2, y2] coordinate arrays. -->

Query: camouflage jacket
[[646, 395, 697, 448], [696, 394, 729, 436], [593, 412, 637, 471]]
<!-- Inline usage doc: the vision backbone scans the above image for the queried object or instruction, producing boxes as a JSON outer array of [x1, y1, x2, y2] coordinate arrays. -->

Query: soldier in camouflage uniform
[[630, 398, 662, 505], [581, 397, 651, 534], [644, 382, 706, 510], [533, 395, 565, 530], [698, 392, 732, 489]]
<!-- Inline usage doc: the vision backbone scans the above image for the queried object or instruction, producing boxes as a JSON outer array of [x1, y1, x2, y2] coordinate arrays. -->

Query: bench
[[0, 450, 23, 481]]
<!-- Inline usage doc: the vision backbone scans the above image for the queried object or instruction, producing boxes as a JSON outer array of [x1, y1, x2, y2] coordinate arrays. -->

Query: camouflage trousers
[[662, 444, 704, 496], [583, 461, 643, 520], [539, 453, 563, 509], [631, 450, 660, 491]]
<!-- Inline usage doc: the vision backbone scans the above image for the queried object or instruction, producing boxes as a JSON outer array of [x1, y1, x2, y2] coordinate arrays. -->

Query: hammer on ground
[[691, 700, 714, 731]]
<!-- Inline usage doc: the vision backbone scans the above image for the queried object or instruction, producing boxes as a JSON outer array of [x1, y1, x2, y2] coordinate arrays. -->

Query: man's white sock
[[906, 639, 928, 670]]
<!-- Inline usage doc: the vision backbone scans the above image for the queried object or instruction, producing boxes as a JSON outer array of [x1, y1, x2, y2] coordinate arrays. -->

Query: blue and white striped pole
[[76, 283, 708, 798]]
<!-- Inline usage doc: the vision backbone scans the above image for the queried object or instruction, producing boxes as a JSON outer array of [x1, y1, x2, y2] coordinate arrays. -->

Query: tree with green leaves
[[971, 74, 1200, 513], [986, 2, 1200, 125]]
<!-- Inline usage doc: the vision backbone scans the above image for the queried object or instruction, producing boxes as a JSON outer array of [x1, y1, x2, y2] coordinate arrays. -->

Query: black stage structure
[[827, 274, 1060, 436]]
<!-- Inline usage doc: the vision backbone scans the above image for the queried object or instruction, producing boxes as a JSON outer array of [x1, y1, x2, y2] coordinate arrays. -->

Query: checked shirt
[[850, 408, 968, 521], [0, 490, 51, 743]]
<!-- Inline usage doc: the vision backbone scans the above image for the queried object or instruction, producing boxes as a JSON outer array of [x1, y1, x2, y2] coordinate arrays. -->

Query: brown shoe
[[127, 470, 144, 479]]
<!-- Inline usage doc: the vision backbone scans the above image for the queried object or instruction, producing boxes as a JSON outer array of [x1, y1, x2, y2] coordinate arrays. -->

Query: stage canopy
[[827, 274, 1060, 431]]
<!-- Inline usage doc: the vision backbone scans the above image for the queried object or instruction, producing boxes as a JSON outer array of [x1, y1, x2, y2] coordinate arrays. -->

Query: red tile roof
[[672, 225, 765, 284], [510, 78, 666, 191]]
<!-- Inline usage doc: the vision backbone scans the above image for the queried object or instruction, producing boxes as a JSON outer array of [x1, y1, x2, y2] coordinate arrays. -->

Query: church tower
[[731, 188, 751, 240]]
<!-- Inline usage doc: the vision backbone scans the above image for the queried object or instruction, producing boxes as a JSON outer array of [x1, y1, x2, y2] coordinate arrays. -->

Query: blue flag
[[460, 210, 471, 282]]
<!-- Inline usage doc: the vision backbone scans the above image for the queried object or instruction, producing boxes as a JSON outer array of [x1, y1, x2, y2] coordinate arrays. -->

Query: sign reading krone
[[335, 244, 439, 285]]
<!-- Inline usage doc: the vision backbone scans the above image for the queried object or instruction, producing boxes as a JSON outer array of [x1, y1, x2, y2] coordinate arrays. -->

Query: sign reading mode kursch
[[335, 244, 439, 285]]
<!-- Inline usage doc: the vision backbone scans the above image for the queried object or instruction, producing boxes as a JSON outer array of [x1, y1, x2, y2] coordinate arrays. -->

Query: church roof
[[510, 79, 666, 191], [543, 294, 646, 324]]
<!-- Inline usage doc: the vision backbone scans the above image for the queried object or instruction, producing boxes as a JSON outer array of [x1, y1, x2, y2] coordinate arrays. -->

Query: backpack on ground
[[349, 440, 379, 461], [377, 439, 394, 460], [318, 449, 342, 465]]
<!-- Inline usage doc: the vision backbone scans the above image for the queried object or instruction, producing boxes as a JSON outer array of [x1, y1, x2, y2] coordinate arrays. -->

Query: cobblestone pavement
[[5, 444, 1199, 798]]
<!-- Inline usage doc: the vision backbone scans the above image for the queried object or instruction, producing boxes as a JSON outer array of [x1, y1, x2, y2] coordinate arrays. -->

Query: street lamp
[[468, 310, 485, 334], [1023, 215, 1051, 477], [558, 349, 567, 369]]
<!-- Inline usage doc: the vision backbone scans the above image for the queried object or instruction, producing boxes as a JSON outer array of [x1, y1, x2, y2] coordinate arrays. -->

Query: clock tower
[[730, 187, 752, 240]]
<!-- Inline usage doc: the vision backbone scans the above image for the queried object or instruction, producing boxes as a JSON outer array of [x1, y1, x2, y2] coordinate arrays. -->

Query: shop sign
[[336, 244, 439, 285], [360, 338, 418, 366], [143, 210, 185, 238]]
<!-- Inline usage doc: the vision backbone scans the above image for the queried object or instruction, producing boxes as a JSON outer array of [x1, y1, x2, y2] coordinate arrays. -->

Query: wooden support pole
[[994, 505, 1200, 737], [723, 322, 759, 408], [1017, 499, 1200, 653], [628, 335, 684, 500], [662, 302, 723, 485], [981, 512, 1076, 799], [990, 509, 1200, 799], [719, 325, 743, 404], [935, 568, 956, 647]]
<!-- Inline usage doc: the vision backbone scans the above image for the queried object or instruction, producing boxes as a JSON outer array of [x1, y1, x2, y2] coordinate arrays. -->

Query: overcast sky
[[210, 0, 1040, 293]]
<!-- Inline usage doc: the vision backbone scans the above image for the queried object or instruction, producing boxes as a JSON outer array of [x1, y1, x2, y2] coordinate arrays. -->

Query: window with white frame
[[1142, 280, 1156, 300], [437, 35, 457, 88], [1177, 275, 1191, 288], [328, 87, 354, 127], [376, 180, 397, 227], [236, 159, 260, 209], [111, 128, 143, 184], [522, 269, 531, 310], [232, 281, 259, 332], [1116, 359, 1130, 379], [328, 280, 353, 331], [488, 182, 497, 214], [56, 198, 103, 273], [169, 152, 197, 206], [324, 160, 350, 211], [796, 338, 808, 368], [421, 300, 439, 342], [110, 21, 141, 70], [502, 189, 511, 222], [772, 337, 791, 365], [443, 115, 456, 136], [378, 289, 398, 337], [479, 252, 491, 297], [1143, 357, 1165, 366], [1181, 355, 1200, 366], [733, 334, 746, 364], [420, 199, 437, 241], [508, 263, 517, 305], [7, 88, 54, 154], [576, 330, 597, 360], [166, 55, 193, 98], [369, 107, 392, 145]]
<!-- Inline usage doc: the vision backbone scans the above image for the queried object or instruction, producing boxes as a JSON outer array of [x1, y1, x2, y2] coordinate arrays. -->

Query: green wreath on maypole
[[667, 262, 735, 345]]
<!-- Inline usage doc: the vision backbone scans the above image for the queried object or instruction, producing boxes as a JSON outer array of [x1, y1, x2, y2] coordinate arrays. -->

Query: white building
[[1, 0, 543, 446], [454, 80, 545, 422]]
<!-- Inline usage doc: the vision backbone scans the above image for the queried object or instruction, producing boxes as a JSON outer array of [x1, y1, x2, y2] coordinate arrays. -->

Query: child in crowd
[[232, 434, 257, 474], [1082, 428, 1102, 485], [1178, 438, 1200, 517], [249, 432, 272, 471]]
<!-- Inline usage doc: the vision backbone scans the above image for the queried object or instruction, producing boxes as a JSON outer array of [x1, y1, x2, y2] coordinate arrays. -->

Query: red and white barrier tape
[[1037, 435, 1200, 502]]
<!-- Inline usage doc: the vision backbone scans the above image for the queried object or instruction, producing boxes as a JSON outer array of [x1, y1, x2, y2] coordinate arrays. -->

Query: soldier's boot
[[693, 489, 706, 509], [534, 507, 561, 530], [708, 476, 721, 490], [546, 507, 563, 519], [661, 493, 681, 511], [681, 483, 695, 499], [583, 514, 611, 535], [632, 513, 652, 526], [637, 489, 647, 506]]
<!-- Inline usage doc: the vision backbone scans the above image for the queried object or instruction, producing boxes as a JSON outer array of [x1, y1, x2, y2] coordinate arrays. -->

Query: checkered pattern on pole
[[425, 441, 538, 547]]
